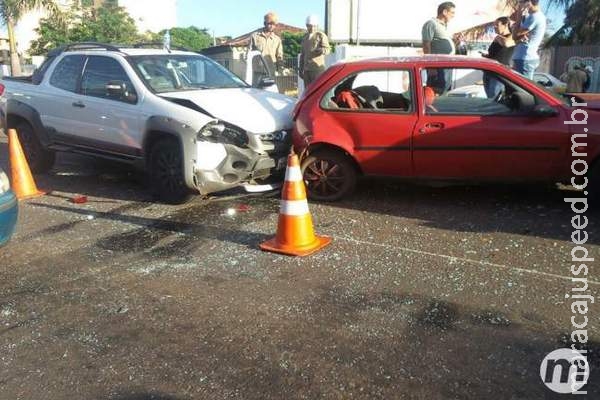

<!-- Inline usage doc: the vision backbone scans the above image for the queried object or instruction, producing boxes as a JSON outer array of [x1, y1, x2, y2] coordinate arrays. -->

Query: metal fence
[[276, 56, 300, 96]]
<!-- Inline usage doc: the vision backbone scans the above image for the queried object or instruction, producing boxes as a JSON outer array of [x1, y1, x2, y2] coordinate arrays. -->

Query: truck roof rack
[[46, 42, 122, 57], [63, 42, 122, 52], [132, 42, 192, 52]]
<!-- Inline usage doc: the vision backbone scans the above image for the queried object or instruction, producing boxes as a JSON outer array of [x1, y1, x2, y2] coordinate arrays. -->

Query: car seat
[[423, 86, 438, 113], [334, 90, 362, 109], [353, 85, 383, 109]]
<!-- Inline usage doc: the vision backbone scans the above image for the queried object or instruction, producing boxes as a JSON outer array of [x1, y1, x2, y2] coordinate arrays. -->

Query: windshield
[[129, 54, 248, 93]]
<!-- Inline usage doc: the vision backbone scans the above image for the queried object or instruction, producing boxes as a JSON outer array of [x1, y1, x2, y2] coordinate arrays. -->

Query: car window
[[49, 55, 86, 93], [422, 67, 539, 116], [321, 69, 413, 113], [130, 54, 248, 93], [81, 56, 137, 104]]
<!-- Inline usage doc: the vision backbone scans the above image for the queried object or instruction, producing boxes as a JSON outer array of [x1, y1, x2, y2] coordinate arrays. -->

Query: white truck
[[1, 43, 295, 204]]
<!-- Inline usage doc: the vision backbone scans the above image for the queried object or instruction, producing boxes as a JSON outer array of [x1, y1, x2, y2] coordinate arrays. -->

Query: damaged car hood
[[160, 88, 296, 133]]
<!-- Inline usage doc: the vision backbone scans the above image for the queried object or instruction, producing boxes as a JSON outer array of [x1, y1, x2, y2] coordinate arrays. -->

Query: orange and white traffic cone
[[260, 149, 331, 256], [8, 128, 45, 200]]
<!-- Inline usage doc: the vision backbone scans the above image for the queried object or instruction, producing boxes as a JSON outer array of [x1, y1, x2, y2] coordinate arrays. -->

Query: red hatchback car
[[292, 56, 600, 202]]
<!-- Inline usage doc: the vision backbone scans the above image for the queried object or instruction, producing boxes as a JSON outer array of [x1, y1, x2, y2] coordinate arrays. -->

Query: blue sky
[[177, 0, 325, 38], [177, 0, 567, 38]]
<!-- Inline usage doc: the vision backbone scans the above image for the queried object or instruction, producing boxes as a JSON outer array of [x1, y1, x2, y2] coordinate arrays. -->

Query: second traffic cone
[[8, 129, 45, 200], [260, 149, 331, 256]]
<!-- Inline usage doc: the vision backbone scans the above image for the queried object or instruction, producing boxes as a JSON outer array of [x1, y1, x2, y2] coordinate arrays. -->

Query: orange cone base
[[17, 189, 46, 201], [260, 235, 331, 257]]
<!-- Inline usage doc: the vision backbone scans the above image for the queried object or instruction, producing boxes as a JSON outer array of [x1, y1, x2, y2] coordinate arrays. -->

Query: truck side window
[[81, 56, 137, 103], [49, 55, 86, 93]]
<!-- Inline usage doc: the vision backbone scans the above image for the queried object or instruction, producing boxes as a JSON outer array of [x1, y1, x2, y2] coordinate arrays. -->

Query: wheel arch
[[6, 100, 50, 147], [305, 142, 363, 176], [143, 116, 199, 190]]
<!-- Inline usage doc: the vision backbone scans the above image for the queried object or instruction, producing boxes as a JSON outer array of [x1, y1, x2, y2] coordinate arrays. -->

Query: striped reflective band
[[280, 199, 310, 216], [285, 166, 303, 182]]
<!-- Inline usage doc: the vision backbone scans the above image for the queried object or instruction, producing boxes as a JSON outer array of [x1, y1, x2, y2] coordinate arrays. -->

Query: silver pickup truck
[[1, 43, 294, 204]]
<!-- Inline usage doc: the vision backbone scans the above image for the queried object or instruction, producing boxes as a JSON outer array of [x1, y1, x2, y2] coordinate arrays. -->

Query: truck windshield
[[129, 54, 248, 93]]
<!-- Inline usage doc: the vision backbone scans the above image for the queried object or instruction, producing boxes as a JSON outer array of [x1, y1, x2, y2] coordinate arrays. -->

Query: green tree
[[0, 0, 62, 76], [281, 31, 304, 59], [153, 26, 213, 52], [30, 3, 140, 55], [545, 0, 600, 45]]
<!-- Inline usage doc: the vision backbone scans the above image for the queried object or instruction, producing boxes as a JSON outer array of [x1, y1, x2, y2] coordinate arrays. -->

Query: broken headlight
[[197, 121, 249, 148]]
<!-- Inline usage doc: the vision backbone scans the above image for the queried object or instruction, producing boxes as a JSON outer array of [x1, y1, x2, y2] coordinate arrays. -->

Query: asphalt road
[[1, 136, 598, 399]]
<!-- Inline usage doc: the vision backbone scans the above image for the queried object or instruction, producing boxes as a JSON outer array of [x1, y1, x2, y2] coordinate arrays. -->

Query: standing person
[[482, 17, 515, 98], [422, 2, 456, 94], [248, 12, 284, 77], [299, 15, 331, 88], [565, 64, 589, 93], [584, 66, 593, 92], [511, 0, 546, 79]]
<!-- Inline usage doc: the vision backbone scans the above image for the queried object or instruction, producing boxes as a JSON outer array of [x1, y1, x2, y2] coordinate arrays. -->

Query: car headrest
[[423, 86, 436, 106], [353, 85, 383, 108]]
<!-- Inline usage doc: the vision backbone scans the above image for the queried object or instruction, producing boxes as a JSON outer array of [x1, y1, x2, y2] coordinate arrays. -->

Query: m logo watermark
[[540, 348, 590, 394]]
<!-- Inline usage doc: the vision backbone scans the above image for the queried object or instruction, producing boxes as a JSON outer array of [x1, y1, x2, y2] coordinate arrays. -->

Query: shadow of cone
[[8, 129, 45, 200], [259, 149, 331, 256]]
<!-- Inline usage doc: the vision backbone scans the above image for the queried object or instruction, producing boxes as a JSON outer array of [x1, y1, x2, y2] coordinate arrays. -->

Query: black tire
[[15, 121, 55, 173], [301, 149, 357, 201], [149, 138, 192, 204]]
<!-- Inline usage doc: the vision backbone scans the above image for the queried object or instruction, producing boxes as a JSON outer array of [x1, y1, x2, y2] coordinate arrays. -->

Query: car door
[[73, 55, 142, 155], [321, 68, 418, 176], [412, 66, 569, 179], [39, 54, 87, 140]]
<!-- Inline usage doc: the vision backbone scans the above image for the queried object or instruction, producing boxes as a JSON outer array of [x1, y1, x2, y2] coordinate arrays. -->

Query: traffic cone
[[260, 149, 331, 256], [8, 129, 45, 200]]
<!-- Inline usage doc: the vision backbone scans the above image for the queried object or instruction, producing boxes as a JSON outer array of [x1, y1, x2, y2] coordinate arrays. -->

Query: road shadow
[[188, 289, 600, 399], [324, 178, 600, 244], [27, 200, 274, 252]]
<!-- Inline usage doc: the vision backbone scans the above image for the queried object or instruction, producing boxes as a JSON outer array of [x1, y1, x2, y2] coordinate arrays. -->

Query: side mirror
[[106, 80, 127, 96], [531, 105, 559, 117], [106, 80, 137, 103], [258, 77, 276, 89]]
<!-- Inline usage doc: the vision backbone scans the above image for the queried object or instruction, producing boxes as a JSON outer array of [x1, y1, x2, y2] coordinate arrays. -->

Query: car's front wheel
[[301, 149, 357, 201], [149, 138, 192, 204], [15, 121, 55, 173]]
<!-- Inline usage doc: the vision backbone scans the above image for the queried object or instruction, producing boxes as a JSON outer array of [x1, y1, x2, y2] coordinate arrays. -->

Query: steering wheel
[[493, 90, 505, 104]]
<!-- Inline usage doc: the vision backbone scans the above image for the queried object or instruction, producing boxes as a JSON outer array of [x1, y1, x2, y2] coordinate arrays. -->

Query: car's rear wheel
[[15, 121, 55, 173], [301, 149, 356, 201], [149, 138, 192, 204]]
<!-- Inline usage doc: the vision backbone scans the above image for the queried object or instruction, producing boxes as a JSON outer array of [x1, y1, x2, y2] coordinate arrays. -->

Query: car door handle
[[72, 101, 85, 108], [419, 122, 445, 134]]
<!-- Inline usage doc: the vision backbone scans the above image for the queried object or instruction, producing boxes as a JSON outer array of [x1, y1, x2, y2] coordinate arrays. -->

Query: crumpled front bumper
[[192, 140, 288, 195]]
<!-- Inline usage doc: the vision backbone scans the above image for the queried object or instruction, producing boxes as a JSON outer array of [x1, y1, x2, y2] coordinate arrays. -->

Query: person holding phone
[[482, 17, 515, 98], [511, 0, 546, 79]]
